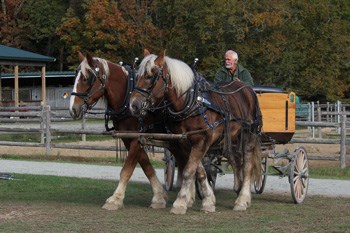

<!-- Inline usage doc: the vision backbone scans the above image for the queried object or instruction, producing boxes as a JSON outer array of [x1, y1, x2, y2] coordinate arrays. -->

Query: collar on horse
[[104, 65, 136, 131]]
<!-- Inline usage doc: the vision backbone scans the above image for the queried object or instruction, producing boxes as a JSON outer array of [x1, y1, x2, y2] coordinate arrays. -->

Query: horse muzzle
[[130, 98, 149, 117], [69, 103, 87, 120]]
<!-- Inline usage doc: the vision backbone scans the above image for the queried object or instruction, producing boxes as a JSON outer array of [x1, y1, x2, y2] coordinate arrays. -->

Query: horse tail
[[252, 135, 262, 182], [252, 90, 263, 181]]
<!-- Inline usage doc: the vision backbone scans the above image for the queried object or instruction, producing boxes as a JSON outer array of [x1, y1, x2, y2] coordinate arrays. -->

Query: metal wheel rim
[[254, 157, 267, 194], [290, 146, 309, 204]]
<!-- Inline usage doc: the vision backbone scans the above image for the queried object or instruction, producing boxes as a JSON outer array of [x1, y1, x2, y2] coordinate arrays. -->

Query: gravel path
[[1, 159, 349, 198]]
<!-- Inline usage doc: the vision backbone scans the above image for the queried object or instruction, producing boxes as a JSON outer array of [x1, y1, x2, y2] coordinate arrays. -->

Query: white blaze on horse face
[[69, 71, 81, 114]]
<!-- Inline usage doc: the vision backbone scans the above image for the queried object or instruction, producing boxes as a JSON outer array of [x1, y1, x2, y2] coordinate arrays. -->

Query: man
[[214, 50, 254, 86]]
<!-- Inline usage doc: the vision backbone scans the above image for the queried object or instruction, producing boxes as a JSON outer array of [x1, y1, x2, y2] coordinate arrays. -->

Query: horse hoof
[[102, 202, 124, 211], [233, 204, 247, 211], [170, 206, 187, 215], [150, 202, 166, 209], [201, 205, 215, 213]]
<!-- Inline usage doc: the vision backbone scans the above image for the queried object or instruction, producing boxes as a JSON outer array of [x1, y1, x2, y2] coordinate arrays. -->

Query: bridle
[[133, 65, 170, 113], [71, 62, 107, 112]]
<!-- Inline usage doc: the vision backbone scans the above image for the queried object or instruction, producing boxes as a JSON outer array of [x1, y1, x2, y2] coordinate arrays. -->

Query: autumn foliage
[[1, 0, 350, 101]]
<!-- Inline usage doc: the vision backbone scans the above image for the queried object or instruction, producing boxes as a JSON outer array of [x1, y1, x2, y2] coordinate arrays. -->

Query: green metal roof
[[0, 44, 56, 64]]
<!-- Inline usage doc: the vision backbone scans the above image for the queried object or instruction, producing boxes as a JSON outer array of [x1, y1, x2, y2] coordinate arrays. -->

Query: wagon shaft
[[111, 131, 187, 140]]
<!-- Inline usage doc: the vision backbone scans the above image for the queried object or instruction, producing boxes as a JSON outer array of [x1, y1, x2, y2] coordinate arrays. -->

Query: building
[[0, 71, 75, 108]]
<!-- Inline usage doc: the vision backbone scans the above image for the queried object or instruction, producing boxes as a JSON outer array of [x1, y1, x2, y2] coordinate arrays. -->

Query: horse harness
[[104, 65, 136, 131], [137, 65, 262, 156]]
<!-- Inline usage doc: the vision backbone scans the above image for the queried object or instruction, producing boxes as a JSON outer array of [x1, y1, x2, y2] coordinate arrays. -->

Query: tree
[[0, 0, 26, 47]]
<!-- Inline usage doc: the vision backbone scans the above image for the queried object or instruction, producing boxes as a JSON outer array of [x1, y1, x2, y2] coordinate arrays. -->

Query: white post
[[317, 101, 322, 138], [340, 114, 347, 169], [45, 105, 51, 156], [337, 100, 341, 133], [82, 114, 86, 142], [311, 101, 315, 138]]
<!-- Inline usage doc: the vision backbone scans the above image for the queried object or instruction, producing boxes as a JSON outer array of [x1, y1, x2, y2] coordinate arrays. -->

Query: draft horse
[[69, 52, 169, 210], [130, 50, 262, 214]]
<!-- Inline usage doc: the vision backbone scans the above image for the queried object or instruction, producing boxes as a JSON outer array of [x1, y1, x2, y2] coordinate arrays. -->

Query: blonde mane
[[80, 57, 110, 78], [137, 54, 194, 96]]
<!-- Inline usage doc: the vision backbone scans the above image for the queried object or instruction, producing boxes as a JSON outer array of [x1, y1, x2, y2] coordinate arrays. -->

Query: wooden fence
[[0, 105, 348, 168]]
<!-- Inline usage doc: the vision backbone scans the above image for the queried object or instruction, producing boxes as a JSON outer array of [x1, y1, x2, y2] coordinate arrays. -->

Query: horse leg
[[170, 147, 215, 215], [187, 175, 196, 207], [103, 141, 166, 210], [196, 162, 216, 213], [173, 154, 196, 207], [175, 156, 185, 188], [232, 153, 243, 194], [234, 137, 261, 211], [102, 146, 138, 210], [138, 150, 168, 209]]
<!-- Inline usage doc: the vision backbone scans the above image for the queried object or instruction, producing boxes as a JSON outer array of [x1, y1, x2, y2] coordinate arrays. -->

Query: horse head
[[130, 49, 194, 117], [69, 52, 110, 120]]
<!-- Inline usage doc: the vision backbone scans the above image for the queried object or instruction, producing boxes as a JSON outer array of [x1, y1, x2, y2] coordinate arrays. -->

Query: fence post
[[340, 114, 347, 169], [82, 114, 86, 142], [311, 101, 315, 138], [337, 100, 341, 133], [326, 102, 330, 122], [317, 101, 322, 138], [45, 105, 52, 156], [40, 105, 45, 143]]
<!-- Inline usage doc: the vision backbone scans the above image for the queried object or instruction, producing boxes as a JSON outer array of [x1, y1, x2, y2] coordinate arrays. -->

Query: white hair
[[225, 50, 238, 61]]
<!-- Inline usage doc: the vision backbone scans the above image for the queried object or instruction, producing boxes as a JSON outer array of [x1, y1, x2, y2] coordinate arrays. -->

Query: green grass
[[0, 174, 349, 233], [309, 166, 350, 180]]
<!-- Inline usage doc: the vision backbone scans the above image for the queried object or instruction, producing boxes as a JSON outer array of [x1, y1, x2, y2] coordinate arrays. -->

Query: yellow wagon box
[[254, 87, 296, 144]]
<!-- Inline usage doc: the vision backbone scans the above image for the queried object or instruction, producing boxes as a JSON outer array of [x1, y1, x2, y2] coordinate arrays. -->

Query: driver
[[214, 50, 254, 86]]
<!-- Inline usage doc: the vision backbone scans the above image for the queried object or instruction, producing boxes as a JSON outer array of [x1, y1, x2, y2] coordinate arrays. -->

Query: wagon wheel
[[254, 156, 268, 194], [163, 149, 175, 191], [289, 146, 309, 204], [196, 157, 218, 200]]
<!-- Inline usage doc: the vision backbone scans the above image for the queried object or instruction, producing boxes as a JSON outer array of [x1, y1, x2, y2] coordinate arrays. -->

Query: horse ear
[[144, 49, 150, 57], [86, 53, 94, 67], [78, 51, 85, 62], [154, 50, 165, 66]]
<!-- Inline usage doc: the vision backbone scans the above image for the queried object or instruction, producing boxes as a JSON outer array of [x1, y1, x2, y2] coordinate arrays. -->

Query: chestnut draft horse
[[69, 52, 171, 210], [130, 50, 263, 214]]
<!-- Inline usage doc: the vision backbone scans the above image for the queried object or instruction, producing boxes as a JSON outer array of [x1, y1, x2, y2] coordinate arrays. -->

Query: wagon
[[163, 86, 309, 204]]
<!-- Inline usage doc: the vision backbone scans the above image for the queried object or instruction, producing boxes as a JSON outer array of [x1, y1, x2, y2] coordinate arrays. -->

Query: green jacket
[[214, 64, 254, 86]]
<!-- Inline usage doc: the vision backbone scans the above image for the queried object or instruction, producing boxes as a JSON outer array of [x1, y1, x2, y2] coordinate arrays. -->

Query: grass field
[[0, 174, 349, 232]]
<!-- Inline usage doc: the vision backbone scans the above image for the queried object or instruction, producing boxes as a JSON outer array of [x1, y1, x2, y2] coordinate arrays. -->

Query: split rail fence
[[0, 103, 348, 168]]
